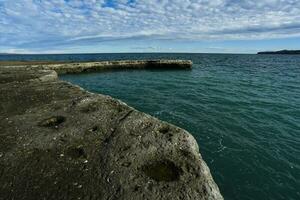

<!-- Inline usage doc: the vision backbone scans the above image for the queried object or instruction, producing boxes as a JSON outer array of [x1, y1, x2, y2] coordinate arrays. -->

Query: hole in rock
[[142, 160, 182, 182], [91, 126, 98, 132], [87, 125, 98, 133], [66, 146, 86, 159], [159, 125, 170, 134]]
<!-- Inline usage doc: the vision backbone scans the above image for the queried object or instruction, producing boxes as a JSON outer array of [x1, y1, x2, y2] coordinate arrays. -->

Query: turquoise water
[[3, 53, 300, 199]]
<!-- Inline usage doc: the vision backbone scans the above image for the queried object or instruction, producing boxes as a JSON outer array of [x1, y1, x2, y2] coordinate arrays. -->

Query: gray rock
[[0, 61, 223, 200], [4, 60, 193, 74]]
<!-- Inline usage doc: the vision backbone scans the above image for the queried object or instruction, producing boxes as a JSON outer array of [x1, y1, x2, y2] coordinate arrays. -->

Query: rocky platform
[[0, 60, 193, 74], [0, 61, 223, 200]]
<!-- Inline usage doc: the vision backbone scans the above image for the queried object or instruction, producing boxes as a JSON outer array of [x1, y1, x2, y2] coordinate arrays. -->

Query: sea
[[1, 53, 299, 200]]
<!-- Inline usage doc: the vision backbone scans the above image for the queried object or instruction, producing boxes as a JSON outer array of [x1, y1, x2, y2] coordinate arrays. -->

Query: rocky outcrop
[[0, 61, 223, 200], [11, 60, 193, 74]]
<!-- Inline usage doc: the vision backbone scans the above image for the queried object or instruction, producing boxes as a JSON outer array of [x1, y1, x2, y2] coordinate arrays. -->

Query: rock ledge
[[0, 61, 223, 200], [5, 60, 193, 74]]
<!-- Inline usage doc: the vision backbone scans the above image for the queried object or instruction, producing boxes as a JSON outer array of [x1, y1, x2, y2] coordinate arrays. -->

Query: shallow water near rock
[[2, 53, 300, 200]]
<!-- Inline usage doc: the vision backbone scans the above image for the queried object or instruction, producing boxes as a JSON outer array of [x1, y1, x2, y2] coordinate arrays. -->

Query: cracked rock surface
[[0, 65, 223, 200]]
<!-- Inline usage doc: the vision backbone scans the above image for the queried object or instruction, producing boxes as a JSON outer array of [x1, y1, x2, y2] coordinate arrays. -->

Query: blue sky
[[0, 0, 300, 54]]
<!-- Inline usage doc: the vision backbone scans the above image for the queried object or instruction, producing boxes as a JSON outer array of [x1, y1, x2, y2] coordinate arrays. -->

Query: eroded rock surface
[[0, 64, 223, 200]]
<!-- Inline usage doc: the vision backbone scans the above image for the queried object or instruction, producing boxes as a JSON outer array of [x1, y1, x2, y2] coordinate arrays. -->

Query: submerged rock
[[0, 62, 223, 200]]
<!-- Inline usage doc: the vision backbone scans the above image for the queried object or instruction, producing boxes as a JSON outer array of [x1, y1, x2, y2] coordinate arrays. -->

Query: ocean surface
[[2, 53, 300, 200]]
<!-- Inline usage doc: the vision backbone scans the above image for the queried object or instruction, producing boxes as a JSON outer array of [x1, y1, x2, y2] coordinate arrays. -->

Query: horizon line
[[0, 52, 258, 55]]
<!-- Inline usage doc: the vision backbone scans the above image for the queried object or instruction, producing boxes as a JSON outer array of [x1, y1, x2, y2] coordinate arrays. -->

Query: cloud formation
[[0, 0, 300, 52]]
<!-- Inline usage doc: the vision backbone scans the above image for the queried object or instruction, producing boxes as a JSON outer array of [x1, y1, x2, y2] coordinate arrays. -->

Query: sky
[[0, 0, 300, 54]]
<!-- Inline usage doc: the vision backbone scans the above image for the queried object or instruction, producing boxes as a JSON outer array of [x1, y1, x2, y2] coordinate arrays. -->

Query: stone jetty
[[0, 60, 223, 200]]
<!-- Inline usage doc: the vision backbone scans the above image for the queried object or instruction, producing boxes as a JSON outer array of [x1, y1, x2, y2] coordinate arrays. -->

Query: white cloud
[[0, 0, 300, 51]]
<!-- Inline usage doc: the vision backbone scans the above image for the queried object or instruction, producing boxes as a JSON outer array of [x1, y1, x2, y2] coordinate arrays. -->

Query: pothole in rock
[[38, 116, 66, 128], [66, 146, 86, 159], [159, 125, 170, 134], [142, 160, 182, 182]]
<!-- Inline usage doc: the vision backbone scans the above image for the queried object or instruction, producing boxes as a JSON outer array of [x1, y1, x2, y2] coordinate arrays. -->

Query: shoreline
[[0, 60, 222, 199]]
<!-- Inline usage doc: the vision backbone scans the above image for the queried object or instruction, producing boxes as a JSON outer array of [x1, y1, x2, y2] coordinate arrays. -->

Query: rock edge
[[0, 61, 223, 200], [1, 60, 193, 74]]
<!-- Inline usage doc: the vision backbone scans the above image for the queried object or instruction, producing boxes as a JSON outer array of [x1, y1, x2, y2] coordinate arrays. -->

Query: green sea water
[[18, 53, 299, 200]]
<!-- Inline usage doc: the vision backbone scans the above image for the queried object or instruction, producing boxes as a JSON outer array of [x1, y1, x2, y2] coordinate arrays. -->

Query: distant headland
[[258, 50, 300, 55]]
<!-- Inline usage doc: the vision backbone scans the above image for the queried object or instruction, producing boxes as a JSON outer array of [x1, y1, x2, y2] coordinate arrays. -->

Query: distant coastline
[[258, 50, 300, 55]]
